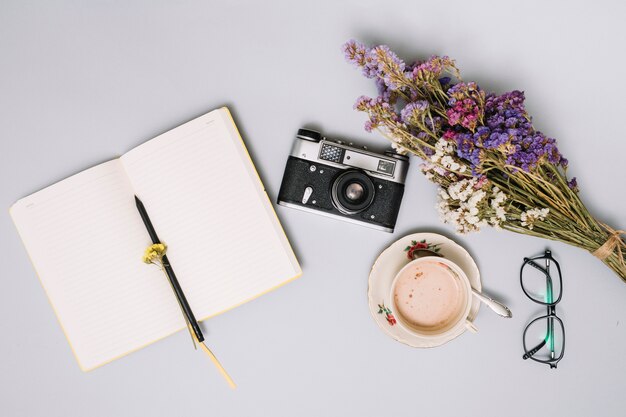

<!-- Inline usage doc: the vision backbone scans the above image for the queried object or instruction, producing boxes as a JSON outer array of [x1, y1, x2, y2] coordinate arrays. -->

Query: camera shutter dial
[[297, 129, 322, 142], [384, 150, 409, 161]]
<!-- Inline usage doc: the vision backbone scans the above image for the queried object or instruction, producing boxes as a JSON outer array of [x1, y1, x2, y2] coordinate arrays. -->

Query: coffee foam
[[393, 260, 464, 331]]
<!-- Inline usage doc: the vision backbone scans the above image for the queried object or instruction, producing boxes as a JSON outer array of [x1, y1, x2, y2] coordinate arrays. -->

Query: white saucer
[[368, 232, 481, 348]]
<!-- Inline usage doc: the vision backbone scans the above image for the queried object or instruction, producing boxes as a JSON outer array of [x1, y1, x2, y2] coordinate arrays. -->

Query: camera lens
[[345, 183, 365, 201], [331, 170, 375, 215]]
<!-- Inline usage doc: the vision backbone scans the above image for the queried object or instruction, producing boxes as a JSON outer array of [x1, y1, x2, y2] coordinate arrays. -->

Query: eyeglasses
[[520, 250, 565, 369]]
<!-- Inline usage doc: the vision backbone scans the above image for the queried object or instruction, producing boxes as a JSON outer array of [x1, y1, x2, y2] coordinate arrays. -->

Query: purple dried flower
[[448, 131, 482, 170], [401, 100, 429, 123], [342, 40, 377, 78], [448, 90, 568, 172], [376, 78, 396, 103], [485, 131, 509, 148], [486, 90, 526, 113], [369, 45, 406, 90], [345, 41, 570, 176], [354, 95, 373, 111], [370, 45, 405, 71], [412, 56, 455, 80], [352, 92, 401, 133]]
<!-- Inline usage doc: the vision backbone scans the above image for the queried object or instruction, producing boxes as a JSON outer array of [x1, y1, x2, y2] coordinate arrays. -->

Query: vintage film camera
[[277, 129, 409, 232]]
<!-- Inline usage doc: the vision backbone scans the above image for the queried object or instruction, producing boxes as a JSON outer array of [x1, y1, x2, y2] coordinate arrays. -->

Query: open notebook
[[10, 108, 301, 371]]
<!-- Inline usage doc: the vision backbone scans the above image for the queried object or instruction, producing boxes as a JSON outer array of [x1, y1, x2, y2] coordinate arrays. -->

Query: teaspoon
[[411, 248, 513, 318]]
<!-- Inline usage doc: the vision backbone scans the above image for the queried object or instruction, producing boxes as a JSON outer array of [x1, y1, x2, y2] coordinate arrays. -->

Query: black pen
[[134, 195, 205, 343]]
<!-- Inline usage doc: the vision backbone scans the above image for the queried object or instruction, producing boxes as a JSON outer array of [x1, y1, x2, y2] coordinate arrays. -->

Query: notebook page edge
[[120, 109, 222, 166], [11, 207, 89, 372], [10, 159, 125, 372], [10, 159, 187, 371], [218, 107, 302, 278], [10, 158, 121, 213]]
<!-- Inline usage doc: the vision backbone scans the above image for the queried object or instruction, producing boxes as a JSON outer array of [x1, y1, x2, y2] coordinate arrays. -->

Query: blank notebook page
[[10, 160, 186, 371], [121, 108, 300, 322], [11, 108, 300, 371]]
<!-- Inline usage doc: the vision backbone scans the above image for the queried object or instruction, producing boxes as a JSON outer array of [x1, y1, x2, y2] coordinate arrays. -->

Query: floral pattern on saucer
[[404, 239, 443, 260], [377, 303, 397, 326], [368, 232, 481, 348]]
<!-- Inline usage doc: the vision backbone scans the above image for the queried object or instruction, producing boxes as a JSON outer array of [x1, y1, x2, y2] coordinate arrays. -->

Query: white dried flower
[[436, 179, 489, 234], [520, 207, 550, 230], [431, 138, 453, 162], [441, 155, 461, 172], [430, 138, 467, 174], [391, 141, 409, 155], [489, 186, 508, 228]]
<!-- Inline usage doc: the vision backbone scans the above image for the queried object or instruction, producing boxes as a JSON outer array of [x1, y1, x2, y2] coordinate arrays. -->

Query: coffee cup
[[390, 257, 476, 339]]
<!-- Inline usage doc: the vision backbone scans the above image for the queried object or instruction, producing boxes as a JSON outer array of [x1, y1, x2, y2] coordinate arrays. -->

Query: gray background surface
[[1, 1, 625, 416]]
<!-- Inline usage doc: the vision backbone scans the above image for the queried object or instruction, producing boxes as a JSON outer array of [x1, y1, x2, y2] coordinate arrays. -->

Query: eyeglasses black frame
[[520, 250, 565, 369]]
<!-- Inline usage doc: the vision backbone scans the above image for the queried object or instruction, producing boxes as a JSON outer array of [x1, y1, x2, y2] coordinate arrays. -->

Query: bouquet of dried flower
[[343, 40, 625, 282]]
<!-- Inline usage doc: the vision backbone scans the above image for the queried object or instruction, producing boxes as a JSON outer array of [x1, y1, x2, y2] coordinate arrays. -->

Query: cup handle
[[465, 320, 478, 334]]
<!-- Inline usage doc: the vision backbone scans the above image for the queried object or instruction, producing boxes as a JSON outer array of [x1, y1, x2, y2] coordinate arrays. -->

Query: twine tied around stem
[[592, 223, 626, 268]]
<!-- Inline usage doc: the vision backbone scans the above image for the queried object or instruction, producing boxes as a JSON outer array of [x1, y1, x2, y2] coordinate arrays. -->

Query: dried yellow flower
[[142, 243, 167, 264]]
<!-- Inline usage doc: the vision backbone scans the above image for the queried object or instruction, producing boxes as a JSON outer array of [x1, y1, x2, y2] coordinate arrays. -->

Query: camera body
[[277, 129, 409, 233]]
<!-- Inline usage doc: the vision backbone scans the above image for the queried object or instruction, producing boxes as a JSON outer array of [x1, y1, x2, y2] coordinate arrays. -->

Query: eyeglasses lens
[[521, 257, 562, 304]]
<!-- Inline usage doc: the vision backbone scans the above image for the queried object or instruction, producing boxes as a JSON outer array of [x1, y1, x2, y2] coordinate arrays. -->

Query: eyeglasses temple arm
[[523, 339, 546, 360], [545, 257, 555, 357], [524, 258, 550, 278]]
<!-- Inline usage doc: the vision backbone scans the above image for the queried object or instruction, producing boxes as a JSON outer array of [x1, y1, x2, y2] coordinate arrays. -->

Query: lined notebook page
[[121, 108, 301, 321], [10, 160, 185, 370]]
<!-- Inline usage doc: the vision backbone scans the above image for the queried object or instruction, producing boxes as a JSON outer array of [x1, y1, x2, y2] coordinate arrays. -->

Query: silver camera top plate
[[290, 136, 409, 184]]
